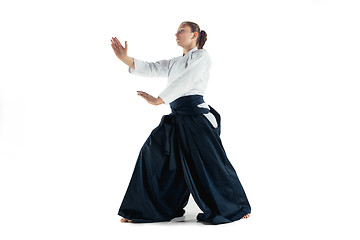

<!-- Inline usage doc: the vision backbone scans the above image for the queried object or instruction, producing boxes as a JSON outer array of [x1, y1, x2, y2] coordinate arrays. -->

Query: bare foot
[[120, 217, 135, 223], [241, 213, 250, 219]]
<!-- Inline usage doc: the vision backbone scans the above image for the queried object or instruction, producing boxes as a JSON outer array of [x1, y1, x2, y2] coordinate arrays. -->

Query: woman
[[111, 21, 251, 225]]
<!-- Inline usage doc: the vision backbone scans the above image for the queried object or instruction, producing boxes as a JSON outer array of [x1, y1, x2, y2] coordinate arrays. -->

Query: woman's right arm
[[111, 37, 170, 77], [111, 37, 134, 69]]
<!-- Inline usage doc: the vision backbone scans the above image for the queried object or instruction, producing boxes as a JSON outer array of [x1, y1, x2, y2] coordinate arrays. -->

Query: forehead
[[177, 24, 190, 31]]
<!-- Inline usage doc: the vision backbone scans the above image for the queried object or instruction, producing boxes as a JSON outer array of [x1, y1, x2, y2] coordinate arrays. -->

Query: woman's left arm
[[136, 91, 164, 106]]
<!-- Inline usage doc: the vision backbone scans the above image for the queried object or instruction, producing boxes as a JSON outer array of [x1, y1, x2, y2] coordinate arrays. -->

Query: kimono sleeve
[[128, 58, 170, 78], [158, 50, 211, 105]]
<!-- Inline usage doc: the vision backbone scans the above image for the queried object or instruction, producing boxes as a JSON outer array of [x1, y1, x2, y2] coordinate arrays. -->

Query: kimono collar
[[182, 46, 198, 57]]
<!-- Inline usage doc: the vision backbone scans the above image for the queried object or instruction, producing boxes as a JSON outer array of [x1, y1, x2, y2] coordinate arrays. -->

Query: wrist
[[157, 97, 164, 105], [120, 55, 134, 69]]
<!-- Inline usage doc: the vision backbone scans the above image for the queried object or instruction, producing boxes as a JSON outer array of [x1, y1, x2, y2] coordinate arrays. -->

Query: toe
[[120, 217, 134, 222]]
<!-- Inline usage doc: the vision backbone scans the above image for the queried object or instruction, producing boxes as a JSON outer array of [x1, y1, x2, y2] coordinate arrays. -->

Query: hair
[[181, 21, 207, 49]]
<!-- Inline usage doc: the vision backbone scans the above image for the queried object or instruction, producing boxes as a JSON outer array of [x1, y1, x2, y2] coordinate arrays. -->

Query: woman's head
[[175, 21, 207, 49]]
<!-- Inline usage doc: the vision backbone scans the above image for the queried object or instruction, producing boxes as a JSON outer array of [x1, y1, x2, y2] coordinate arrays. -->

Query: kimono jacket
[[128, 46, 217, 128]]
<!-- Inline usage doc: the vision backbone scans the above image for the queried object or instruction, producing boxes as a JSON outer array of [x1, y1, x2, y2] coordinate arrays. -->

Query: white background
[[1, 0, 359, 239]]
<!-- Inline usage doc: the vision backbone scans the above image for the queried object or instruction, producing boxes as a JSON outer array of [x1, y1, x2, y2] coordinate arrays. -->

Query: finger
[[111, 40, 118, 50], [111, 43, 117, 51], [139, 94, 150, 100], [111, 44, 119, 54], [125, 41, 127, 50], [114, 37, 123, 48], [111, 37, 118, 47], [139, 95, 149, 102]]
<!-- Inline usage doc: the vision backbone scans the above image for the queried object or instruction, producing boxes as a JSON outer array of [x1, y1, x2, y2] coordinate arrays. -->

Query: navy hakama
[[118, 95, 251, 224]]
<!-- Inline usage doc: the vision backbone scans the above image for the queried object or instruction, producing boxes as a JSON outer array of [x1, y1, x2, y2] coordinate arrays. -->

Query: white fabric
[[128, 46, 217, 128], [196, 102, 218, 129]]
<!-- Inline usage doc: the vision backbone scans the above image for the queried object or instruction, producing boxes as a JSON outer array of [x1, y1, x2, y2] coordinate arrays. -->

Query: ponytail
[[197, 30, 207, 49]]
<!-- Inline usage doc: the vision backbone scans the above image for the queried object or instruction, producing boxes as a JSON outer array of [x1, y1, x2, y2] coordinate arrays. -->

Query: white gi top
[[128, 46, 218, 128]]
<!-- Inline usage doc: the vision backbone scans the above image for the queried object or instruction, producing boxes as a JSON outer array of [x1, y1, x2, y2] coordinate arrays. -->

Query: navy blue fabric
[[118, 94, 251, 224]]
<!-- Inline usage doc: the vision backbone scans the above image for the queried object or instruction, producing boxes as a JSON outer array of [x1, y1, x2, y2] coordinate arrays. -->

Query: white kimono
[[128, 46, 217, 128]]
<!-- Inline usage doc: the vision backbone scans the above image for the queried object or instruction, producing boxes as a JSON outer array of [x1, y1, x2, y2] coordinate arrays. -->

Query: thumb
[[125, 41, 128, 49]]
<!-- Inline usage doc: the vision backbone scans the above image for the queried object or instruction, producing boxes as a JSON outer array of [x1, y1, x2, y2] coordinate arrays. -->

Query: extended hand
[[137, 91, 164, 106], [111, 37, 127, 60]]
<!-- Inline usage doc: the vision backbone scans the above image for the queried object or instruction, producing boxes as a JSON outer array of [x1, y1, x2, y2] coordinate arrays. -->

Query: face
[[175, 24, 198, 47]]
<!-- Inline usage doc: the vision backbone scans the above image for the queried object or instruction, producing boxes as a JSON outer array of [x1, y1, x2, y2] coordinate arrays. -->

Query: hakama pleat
[[118, 95, 251, 224]]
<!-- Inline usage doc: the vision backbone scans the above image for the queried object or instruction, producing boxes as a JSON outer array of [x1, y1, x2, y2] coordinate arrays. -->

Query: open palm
[[111, 37, 127, 60]]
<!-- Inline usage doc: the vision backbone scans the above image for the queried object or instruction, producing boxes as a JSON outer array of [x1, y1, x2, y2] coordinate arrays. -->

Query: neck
[[183, 44, 197, 56]]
